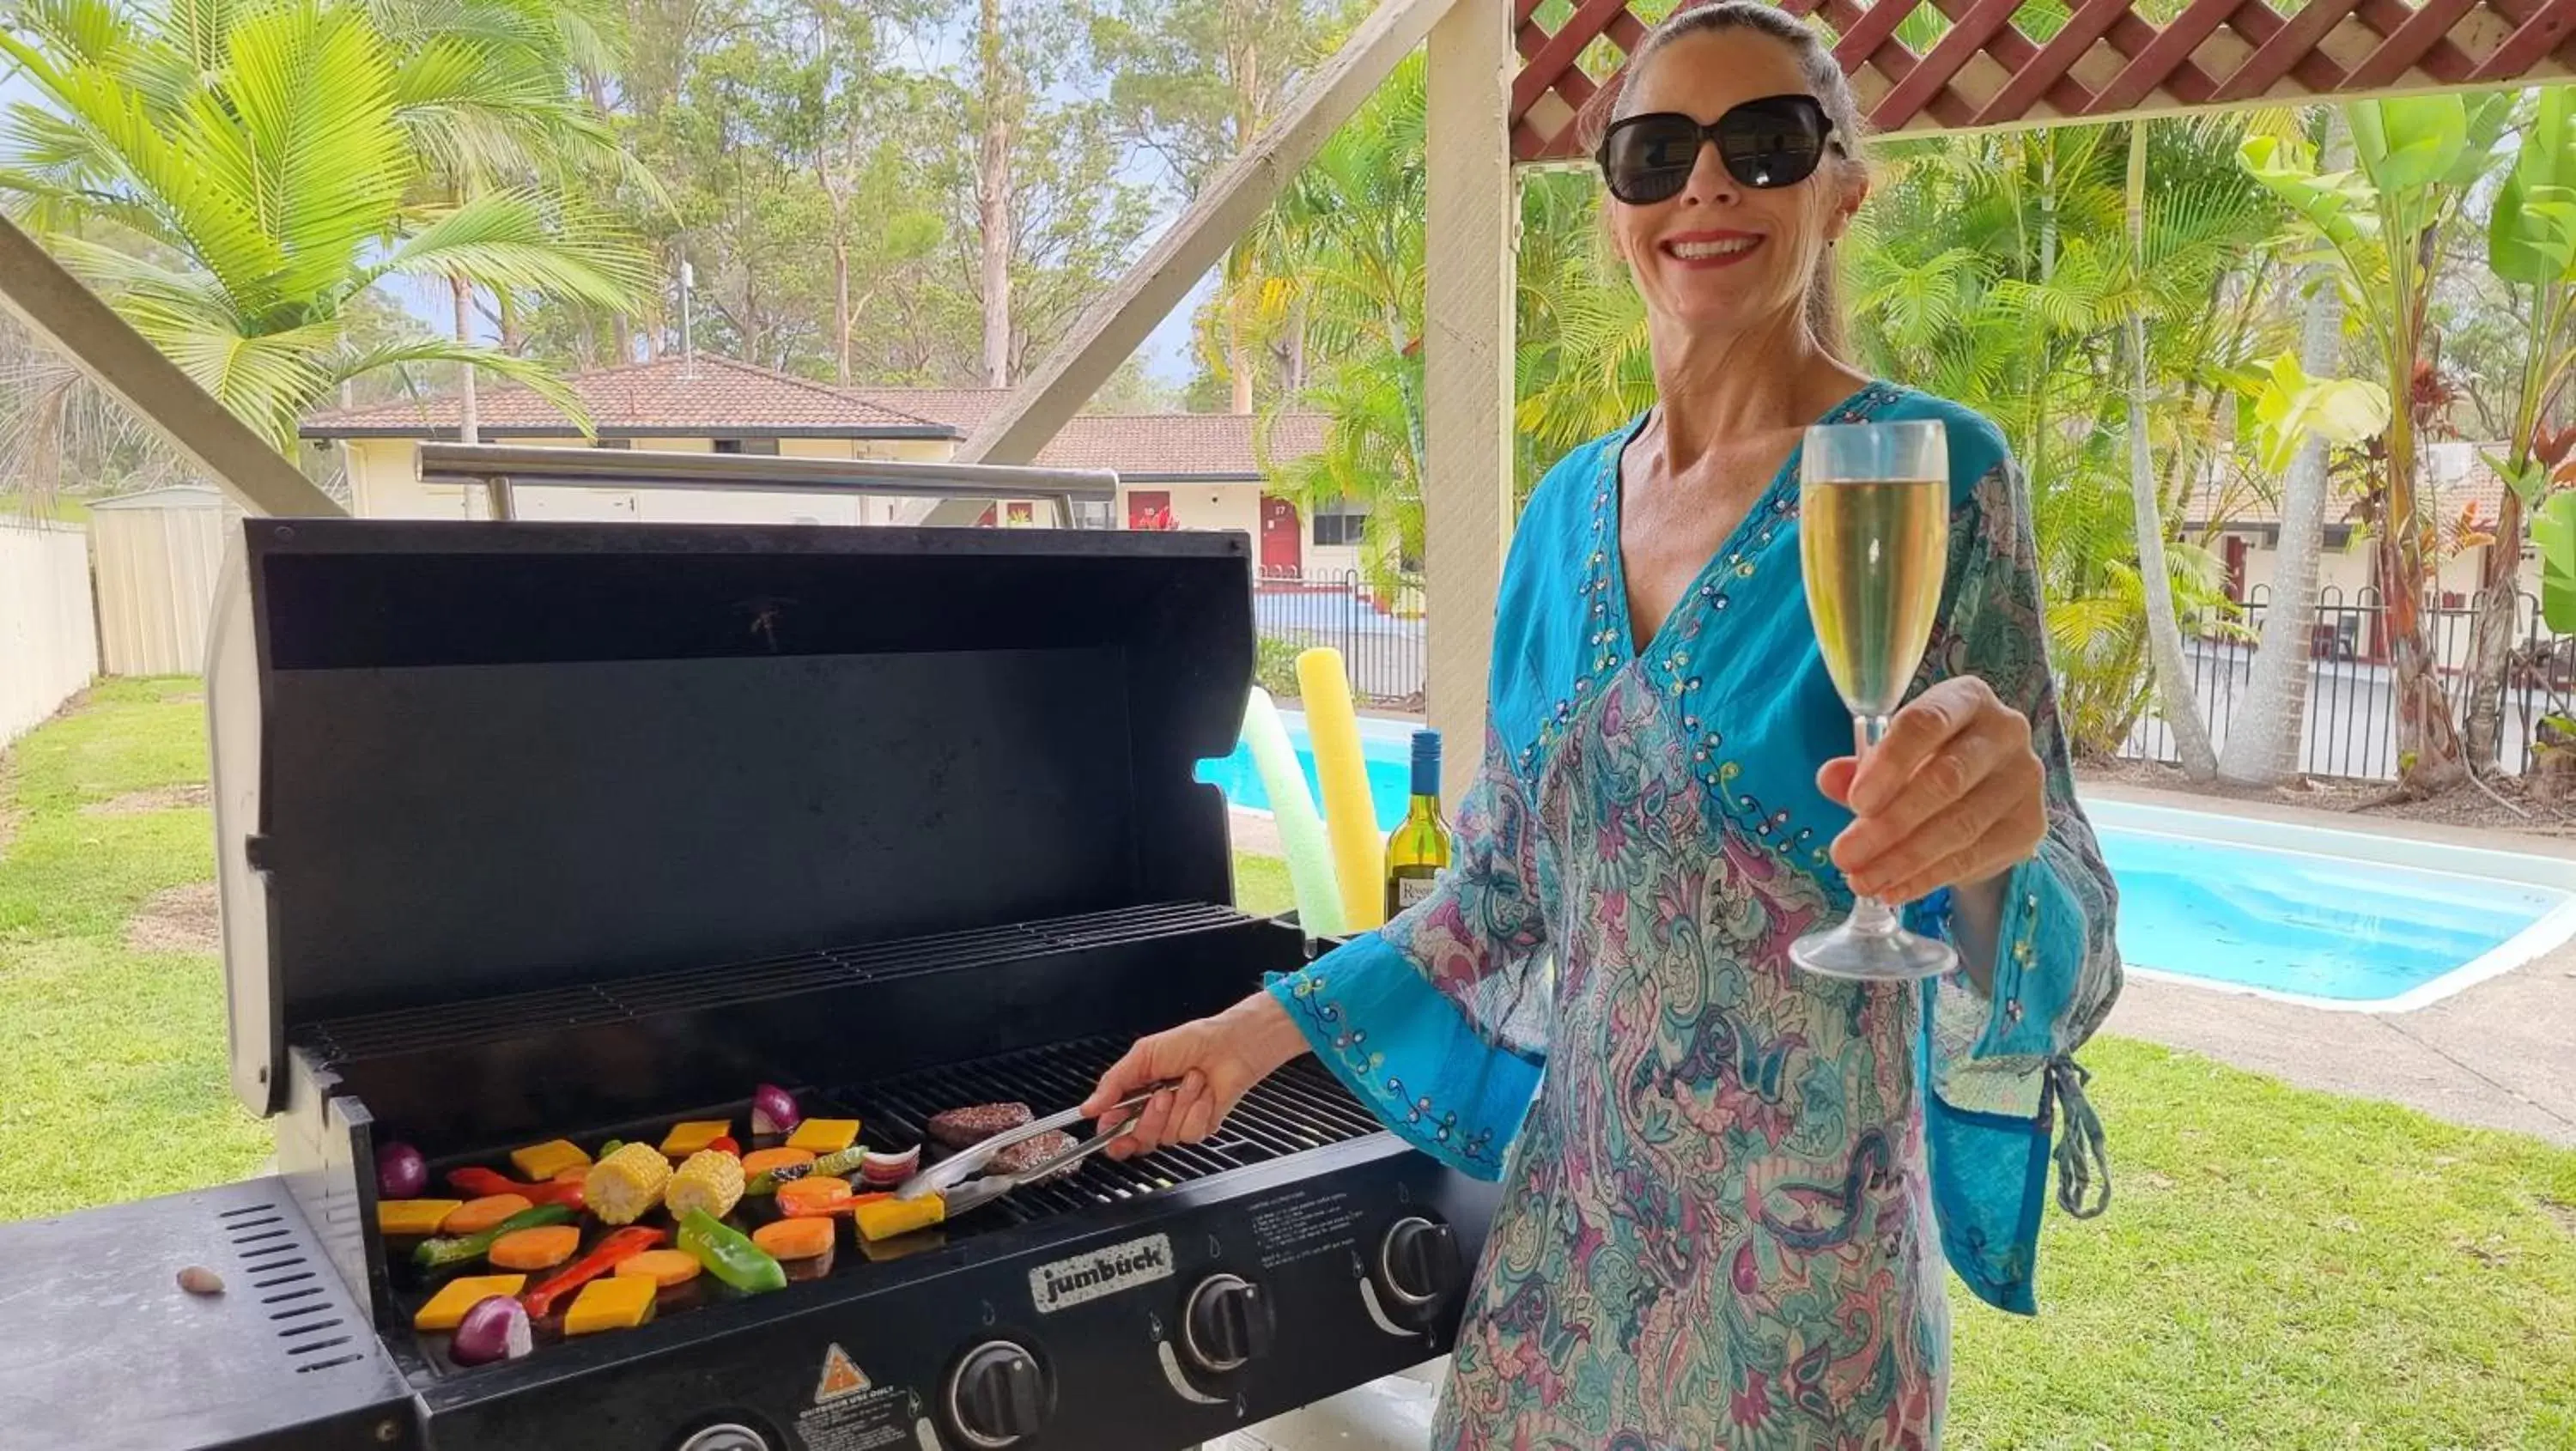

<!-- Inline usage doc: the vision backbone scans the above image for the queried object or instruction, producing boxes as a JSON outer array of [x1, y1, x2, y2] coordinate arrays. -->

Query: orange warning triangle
[[815, 1344, 870, 1403]]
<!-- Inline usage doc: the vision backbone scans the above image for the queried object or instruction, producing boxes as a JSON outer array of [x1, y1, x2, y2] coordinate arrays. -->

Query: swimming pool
[[1198, 714, 2576, 1011]]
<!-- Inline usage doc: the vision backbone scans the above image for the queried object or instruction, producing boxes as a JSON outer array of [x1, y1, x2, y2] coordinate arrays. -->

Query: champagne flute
[[1790, 420, 1959, 982]]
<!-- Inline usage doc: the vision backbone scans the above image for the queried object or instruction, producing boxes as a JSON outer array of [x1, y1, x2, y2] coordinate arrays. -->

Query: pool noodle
[[1297, 648, 1386, 932], [1239, 687, 1346, 936]]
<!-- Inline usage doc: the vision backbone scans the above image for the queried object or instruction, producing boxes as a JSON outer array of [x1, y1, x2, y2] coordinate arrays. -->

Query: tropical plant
[[1251, 52, 1426, 586], [1849, 118, 2282, 756], [2464, 87, 2576, 770], [0, 0, 654, 452], [2242, 93, 2516, 793], [2126, 119, 2218, 779], [358, 0, 653, 438], [2220, 114, 2388, 786]]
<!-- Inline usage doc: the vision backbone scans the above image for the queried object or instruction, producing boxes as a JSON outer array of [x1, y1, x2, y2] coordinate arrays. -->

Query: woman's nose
[[1680, 139, 1738, 206]]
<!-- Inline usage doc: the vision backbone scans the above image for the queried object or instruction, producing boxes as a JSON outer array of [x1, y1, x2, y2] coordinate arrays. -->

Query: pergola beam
[[1511, 0, 2576, 158], [0, 213, 343, 519]]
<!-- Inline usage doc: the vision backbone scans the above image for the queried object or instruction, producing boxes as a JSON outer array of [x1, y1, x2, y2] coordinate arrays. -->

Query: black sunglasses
[[1596, 94, 1839, 204]]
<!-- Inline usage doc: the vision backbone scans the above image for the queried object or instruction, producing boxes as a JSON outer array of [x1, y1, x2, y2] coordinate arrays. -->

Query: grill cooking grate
[[842, 1037, 1386, 1226], [300, 902, 1251, 1063]]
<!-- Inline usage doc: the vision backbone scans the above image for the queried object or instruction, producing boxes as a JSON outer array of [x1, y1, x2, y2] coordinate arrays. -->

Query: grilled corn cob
[[583, 1141, 671, 1225], [664, 1149, 744, 1220]]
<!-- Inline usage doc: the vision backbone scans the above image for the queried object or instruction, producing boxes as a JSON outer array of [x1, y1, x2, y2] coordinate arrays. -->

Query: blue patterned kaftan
[[1268, 383, 2122, 1450]]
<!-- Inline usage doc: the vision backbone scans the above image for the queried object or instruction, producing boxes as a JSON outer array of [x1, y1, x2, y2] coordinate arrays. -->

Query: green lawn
[[0, 678, 270, 1218], [3, 687, 2573, 1447]]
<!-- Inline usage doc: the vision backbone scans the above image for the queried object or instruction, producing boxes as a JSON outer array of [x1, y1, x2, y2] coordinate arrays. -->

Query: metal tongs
[[891, 1080, 1177, 1202], [935, 1118, 1145, 1217]]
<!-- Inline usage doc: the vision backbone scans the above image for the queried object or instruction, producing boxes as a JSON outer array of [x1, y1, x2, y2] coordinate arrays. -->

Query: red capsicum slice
[[707, 1136, 742, 1158], [523, 1227, 666, 1318], [448, 1166, 586, 1211]]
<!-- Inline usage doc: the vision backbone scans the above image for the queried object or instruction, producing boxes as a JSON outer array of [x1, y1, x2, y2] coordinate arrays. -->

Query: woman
[[1084, 6, 2122, 1445]]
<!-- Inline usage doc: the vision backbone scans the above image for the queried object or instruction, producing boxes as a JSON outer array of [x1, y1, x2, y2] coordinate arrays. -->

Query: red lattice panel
[[1510, 0, 2576, 161]]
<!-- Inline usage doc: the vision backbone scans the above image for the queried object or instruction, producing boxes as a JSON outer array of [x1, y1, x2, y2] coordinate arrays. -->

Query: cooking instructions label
[[1029, 1232, 1175, 1313], [793, 1380, 916, 1451], [1251, 1189, 1366, 1271], [793, 1345, 916, 1451]]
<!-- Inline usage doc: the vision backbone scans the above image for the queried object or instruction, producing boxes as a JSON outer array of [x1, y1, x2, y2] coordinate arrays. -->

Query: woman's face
[[1606, 28, 1863, 339]]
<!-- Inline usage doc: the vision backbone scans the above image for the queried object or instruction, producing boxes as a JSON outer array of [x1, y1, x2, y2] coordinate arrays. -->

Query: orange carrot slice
[[441, 1194, 533, 1235], [752, 1217, 836, 1261], [740, 1147, 814, 1180], [489, 1225, 581, 1271], [775, 1175, 853, 1218], [614, 1249, 704, 1287]]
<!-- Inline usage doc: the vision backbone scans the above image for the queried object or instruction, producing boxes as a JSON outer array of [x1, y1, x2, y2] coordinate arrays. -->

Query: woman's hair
[[1577, 1, 1864, 355]]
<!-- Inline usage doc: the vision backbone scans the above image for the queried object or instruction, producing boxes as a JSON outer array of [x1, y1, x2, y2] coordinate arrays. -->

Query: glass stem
[[1849, 713, 1899, 938]]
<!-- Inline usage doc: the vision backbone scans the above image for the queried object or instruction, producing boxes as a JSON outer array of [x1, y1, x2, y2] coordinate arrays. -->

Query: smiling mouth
[[1665, 235, 1762, 263]]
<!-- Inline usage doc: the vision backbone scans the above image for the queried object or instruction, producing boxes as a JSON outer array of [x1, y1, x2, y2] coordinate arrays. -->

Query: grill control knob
[[1182, 1273, 1275, 1374], [1379, 1216, 1461, 1307], [675, 1426, 769, 1451], [947, 1341, 1048, 1448]]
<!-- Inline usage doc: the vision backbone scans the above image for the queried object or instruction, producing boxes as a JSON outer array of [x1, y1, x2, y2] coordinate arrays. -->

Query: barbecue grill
[[0, 516, 1499, 1451]]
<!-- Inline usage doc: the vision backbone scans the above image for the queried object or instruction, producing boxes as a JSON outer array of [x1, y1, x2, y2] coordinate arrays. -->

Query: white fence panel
[[0, 519, 99, 748]]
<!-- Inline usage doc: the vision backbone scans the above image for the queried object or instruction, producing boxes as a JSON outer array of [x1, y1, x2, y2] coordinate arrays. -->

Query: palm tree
[[2126, 119, 2217, 780], [0, 0, 652, 452], [1846, 120, 2280, 757], [353, 0, 650, 440], [1250, 54, 1426, 584], [2221, 112, 2353, 786]]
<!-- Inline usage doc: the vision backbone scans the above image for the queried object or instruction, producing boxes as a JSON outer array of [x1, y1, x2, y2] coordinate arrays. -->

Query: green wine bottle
[[1383, 729, 1453, 920]]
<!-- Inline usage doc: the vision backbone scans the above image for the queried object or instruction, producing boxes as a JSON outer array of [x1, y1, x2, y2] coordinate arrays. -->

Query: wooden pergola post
[[1421, 0, 1518, 804]]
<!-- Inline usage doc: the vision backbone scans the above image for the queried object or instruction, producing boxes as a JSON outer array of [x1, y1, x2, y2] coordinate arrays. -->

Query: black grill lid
[[210, 518, 1253, 1114]]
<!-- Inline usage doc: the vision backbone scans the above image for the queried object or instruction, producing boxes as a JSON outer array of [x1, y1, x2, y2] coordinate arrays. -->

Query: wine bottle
[[1383, 730, 1453, 919]]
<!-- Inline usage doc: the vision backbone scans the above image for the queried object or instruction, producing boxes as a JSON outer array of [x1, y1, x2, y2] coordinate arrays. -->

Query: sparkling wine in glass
[[1790, 420, 1960, 982]]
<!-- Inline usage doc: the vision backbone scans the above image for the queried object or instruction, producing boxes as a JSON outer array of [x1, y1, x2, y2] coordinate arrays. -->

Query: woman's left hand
[[1817, 676, 2046, 903]]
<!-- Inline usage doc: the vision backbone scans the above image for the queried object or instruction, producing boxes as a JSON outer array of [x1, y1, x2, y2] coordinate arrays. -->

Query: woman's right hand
[[1081, 991, 1309, 1158]]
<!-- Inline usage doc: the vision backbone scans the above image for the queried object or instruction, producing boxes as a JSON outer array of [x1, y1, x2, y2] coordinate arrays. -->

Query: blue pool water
[[1197, 724, 2567, 1004]]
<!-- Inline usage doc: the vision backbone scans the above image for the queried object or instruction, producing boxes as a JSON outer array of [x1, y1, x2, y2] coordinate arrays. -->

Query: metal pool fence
[[1255, 568, 1426, 710], [1252, 567, 2555, 781], [2122, 586, 2560, 780]]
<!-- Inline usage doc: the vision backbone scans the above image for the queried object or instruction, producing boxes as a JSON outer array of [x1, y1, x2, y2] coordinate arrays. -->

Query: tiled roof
[[2186, 442, 2512, 530], [841, 391, 1331, 479], [1034, 412, 1331, 477], [301, 355, 947, 438], [837, 387, 1014, 436]]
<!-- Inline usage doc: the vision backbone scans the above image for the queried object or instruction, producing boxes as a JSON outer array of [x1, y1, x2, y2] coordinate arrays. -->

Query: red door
[[1259, 495, 1303, 573], [1127, 490, 1173, 531], [2222, 534, 2248, 604]]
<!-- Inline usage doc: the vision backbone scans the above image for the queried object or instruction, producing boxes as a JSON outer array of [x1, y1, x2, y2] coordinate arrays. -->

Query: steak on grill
[[927, 1102, 1031, 1149], [993, 1130, 1080, 1181]]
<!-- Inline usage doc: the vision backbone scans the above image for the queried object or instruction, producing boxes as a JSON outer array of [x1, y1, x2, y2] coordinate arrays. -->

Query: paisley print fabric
[[1268, 384, 2121, 1450]]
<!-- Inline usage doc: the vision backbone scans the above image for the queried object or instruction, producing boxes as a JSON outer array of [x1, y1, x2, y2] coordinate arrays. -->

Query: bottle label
[[1392, 875, 1435, 911]]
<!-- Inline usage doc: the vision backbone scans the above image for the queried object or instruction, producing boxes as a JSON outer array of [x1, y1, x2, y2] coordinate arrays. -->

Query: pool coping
[[2086, 788, 2576, 1015]]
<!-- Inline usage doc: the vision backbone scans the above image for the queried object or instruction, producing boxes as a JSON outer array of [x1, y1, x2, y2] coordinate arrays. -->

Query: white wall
[[0, 520, 99, 746], [341, 436, 963, 525]]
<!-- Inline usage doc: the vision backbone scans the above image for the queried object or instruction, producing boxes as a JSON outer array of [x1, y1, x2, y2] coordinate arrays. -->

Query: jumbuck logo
[[1029, 1233, 1176, 1313]]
